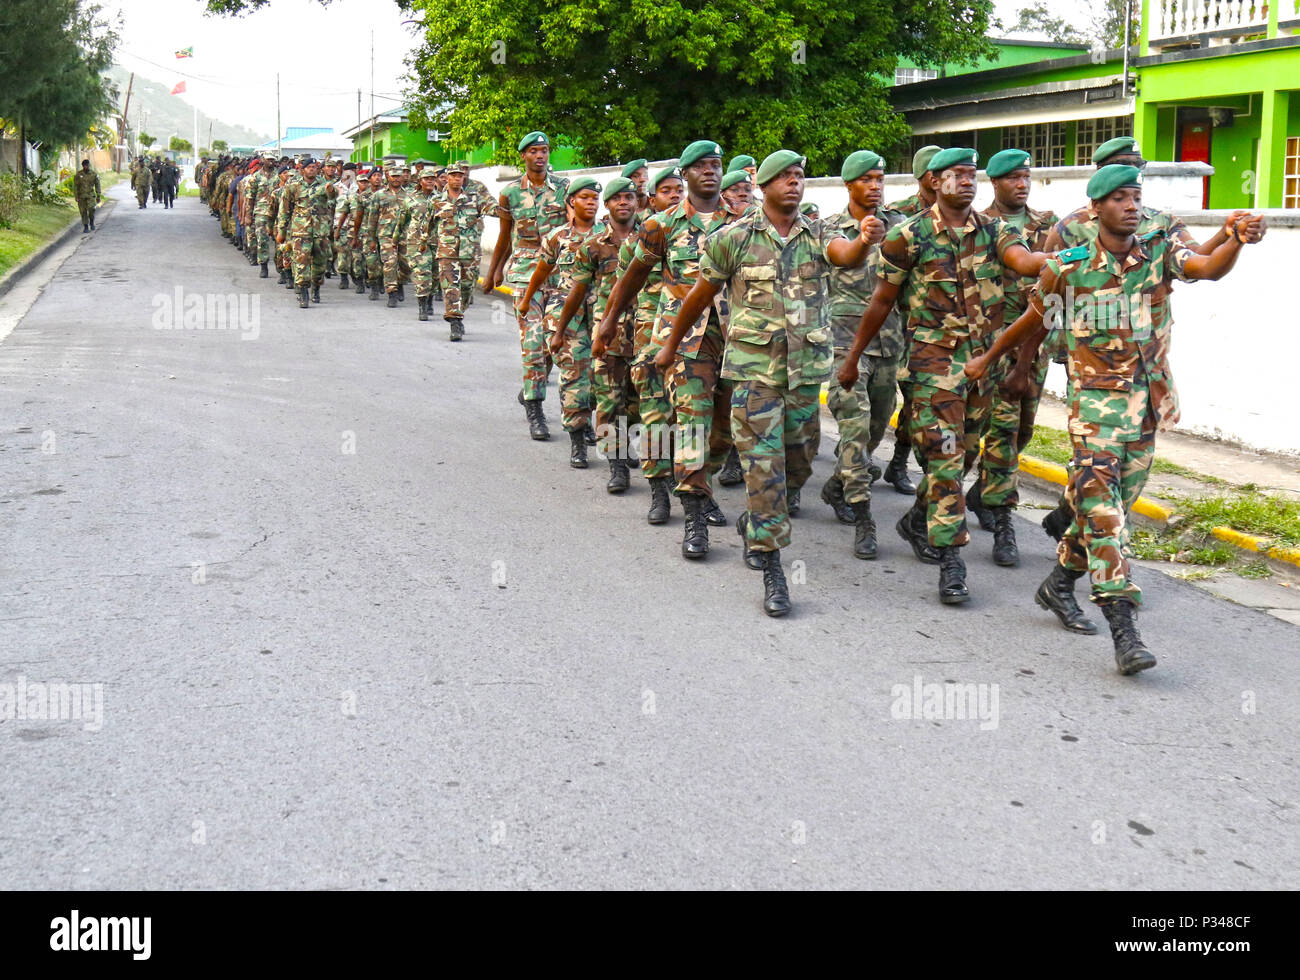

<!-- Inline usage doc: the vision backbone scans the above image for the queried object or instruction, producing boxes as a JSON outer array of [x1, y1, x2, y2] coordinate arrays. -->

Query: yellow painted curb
[[477, 277, 513, 297], [1212, 527, 1300, 567]]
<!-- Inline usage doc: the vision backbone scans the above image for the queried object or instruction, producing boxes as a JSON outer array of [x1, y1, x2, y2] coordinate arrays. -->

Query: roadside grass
[[1022, 425, 1072, 467], [1176, 491, 1300, 547], [0, 201, 76, 277]]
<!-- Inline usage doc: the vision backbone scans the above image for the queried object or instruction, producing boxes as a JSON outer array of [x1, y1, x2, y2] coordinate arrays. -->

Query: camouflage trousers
[[334, 236, 353, 278], [516, 285, 553, 402], [410, 247, 435, 298], [77, 198, 94, 224], [910, 382, 992, 548], [668, 322, 733, 497], [438, 258, 468, 318], [1058, 427, 1155, 605], [380, 238, 409, 292], [136, 185, 148, 207], [630, 351, 674, 481], [253, 215, 274, 265], [592, 353, 640, 447], [290, 233, 327, 287], [972, 349, 1051, 508], [547, 296, 592, 433], [732, 380, 822, 553], [363, 239, 382, 281], [826, 345, 900, 505]]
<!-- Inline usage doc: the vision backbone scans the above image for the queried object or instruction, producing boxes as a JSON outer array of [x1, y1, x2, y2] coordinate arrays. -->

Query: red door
[[1180, 123, 1211, 208]]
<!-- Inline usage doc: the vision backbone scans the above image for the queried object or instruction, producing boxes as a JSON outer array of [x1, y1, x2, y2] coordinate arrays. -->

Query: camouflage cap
[[454, 160, 472, 170], [619, 158, 648, 178], [1093, 136, 1141, 165], [986, 148, 1032, 178], [409, 158, 432, 166], [840, 149, 884, 183], [299, 156, 317, 167], [517, 131, 549, 152], [649, 166, 682, 191], [927, 147, 978, 173], [727, 154, 756, 173], [679, 140, 723, 169], [720, 169, 752, 191], [566, 175, 602, 199], [755, 149, 805, 185], [911, 145, 943, 179], [602, 176, 636, 202], [1086, 164, 1142, 200], [444, 161, 467, 174]]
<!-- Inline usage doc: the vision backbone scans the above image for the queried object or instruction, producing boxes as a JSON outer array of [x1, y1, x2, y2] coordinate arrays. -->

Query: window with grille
[[894, 67, 938, 85], [1075, 117, 1134, 165], [1285, 137, 1299, 209], [1000, 123, 1066, 168]]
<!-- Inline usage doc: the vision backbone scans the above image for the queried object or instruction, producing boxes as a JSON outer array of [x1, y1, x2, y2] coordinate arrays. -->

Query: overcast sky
[[109, 0, 1066, 140]]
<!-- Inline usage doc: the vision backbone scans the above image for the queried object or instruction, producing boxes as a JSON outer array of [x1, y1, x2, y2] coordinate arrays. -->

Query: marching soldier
[[276, 156, 330, 309], [132, 160, 152, 209], [426, 162, 495, 338], [73, 159, 101, 232]]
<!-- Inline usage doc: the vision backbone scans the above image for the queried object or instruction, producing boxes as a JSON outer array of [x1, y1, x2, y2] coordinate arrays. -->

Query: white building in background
[[255, 127, 353, 160]]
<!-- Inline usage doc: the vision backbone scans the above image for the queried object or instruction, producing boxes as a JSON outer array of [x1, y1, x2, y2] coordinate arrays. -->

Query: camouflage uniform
[[249, 171, 278, 265], [370, 185, 407, 294], [277, 173, 330, 287], [973, 200, 1058, 507], [464, 175, 492, 303], [885, 193, 927, 218], [333, 186, 357, 280], [576, 222, 642, 445], [213, 171, 232, 226], [500, 172, 569, 399], [405, 185, 440, 300], [73, 169, 100, 226], [825, 206, 904, 505], [1034, 230, 1195, 604], [271, 179, 292, 276], [541, 221, 599, 432], [700, 209, 843, 552], [625, 234, 674, 480], [431, 188, 495, 317], [634, 200, 741, 498], [876, 204, 1026, 547]]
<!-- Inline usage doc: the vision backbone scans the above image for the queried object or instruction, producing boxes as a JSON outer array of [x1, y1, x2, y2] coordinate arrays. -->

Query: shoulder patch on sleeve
[[1057, 244, 1090, 265], [1139, 228, 1167, 245]]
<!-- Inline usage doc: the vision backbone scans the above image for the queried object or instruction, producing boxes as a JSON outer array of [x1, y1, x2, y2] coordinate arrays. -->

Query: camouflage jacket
[[277, 175, 329, 239], [633, 199, 741, 359], [403, 188, 439, 250], [885, 192, 926, 218], [249, 172, 277, 218], [573, 221, 639, 358], [366, 188, 405, 241], [539, 220, 599, 299], [430, 189, 495, 260], [825, 205, 903, 356], [621, 233, 667, 363], [701, 209, 846, 389], [979, 200, 1058, 320], [1033, 230, 1196, 440], [500, 173, 570, 285], [73, 170, 100, 201], [876, 203, 1026, 392], [465, 178, 492, 238]]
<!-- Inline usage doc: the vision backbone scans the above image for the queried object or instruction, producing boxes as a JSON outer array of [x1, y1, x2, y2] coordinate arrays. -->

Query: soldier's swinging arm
[[836, 278, 902, 389], [485, 193, 513, 294], [551, 281, 591, 354], [653, 277, 724, 369], [516, 257, 557, 315]]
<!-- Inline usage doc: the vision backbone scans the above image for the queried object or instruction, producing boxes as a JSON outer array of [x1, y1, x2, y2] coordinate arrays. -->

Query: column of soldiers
[[193, 136, 1266, 677]]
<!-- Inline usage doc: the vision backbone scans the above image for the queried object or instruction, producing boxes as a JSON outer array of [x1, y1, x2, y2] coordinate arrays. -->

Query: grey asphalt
[[0, 183, 1295, 890]]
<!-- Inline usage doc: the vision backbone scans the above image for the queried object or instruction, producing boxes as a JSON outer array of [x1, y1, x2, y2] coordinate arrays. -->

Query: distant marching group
[[194, 133, 1267, 677]]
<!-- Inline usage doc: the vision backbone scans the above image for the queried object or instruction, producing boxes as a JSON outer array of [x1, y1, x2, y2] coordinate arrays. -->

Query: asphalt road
[[0, 184, 1295, 889]]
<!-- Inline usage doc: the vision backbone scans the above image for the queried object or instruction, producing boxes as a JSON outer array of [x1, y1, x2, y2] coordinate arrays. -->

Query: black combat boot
[[761, 550, 791, 617], [524, 399, 549, 441], [736, 512, 763, 571], [820, 474, 855, 525], [646, 477, 671, 524], [417, 296, 428, 321], [1100, 599, 1157, 675], [297, 285, 310, 309], [311, 283, 321, 304], [938, 546, 969, 604], [569, 428, 588, 468], [966, 477, 995, 532], [680, 495, 709, 559], [1034, 564, 1098, 634], [702, 497, 726, 527], [449, 318, 464, 342], [582, 422, 597, 447], [355, 276, 367, 295], [788, 487, 801, 517], [717, 447, 743, 487], [433, 287, 443, 302], [851, 500, 878, 560], [990, 506, 1019, 566], [883, 439, 915, 494], [277, 269, 288, 286], [867, 456, 882, 484], [339, 273, 350, 289], [386, 291, 398, 308], [897, 505, 940, 564], [82, 223, 89, 233], [396, 284, 406, 302], [286, 272, 297, 290], [370, 282, 382, 302], [1042, 497, 1073, 541], [326, 259, 336, 278], [606, 456, 630, 494], [259, 262, 269, 278]]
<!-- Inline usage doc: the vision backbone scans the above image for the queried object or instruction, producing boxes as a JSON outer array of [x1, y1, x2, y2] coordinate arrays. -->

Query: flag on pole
[[171, 81, 186, 95], [175, 47, 194, 58]]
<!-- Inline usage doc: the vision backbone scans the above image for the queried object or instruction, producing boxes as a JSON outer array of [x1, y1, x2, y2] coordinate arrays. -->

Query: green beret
[[756, 149, 806, 185], [602, 176, 635, 202], [649, 166, 682, 191], [841, 149, 884, 183], [986, 148, 1032, 178], [928, 147, 978, 173], [720, 170, 752, 191], [727, 154, 756, 173], [619, 158, 648, 178], [1093, 136, 1141, 165], [800, 202, 819, 215], [517, 131, 549, 153], [912, 145, 942, 180], [1087, 164, 1143, 201], [566, 175, 601, 199], [679, 140, 724, 169]]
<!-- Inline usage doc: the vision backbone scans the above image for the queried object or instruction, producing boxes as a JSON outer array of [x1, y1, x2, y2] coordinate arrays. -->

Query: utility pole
[[117, 72, 135, 172], [369, 31, 375, 160], [276, 73, 282, 156]]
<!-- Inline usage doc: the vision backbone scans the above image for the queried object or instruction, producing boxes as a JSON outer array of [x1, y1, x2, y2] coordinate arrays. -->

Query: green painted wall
[[349, 122, 582, 168], [897, 41, 1088, 78], [1205, 116, 1259, 209]]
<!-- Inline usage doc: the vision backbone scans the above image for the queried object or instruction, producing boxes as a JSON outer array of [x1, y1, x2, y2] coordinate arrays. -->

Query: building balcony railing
[[1149, 0, 1271, 44]]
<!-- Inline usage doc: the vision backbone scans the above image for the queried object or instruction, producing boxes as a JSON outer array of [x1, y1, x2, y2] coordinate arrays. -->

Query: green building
[[343, 108, 582, 169]]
